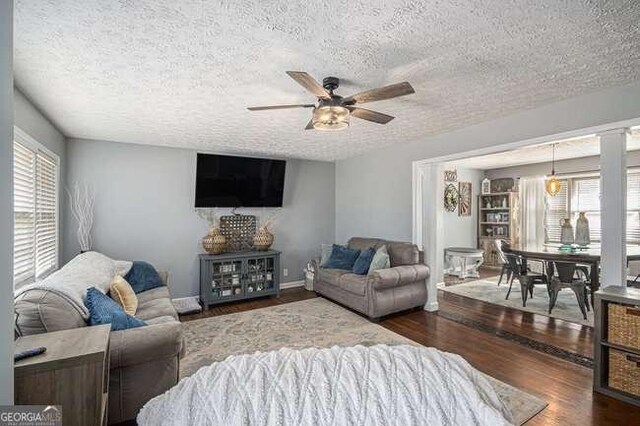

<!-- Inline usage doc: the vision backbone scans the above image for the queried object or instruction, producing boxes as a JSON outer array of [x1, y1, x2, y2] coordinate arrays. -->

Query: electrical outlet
[[283, 268, 289, 277]]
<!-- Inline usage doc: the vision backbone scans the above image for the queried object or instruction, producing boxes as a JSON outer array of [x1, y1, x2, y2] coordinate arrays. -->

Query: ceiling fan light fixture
[[312, 105, 350, 131]]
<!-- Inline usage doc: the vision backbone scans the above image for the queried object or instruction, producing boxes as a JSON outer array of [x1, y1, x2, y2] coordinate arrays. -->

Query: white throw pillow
[[320, 244, 333, 267], [368, 245, 391, 274]]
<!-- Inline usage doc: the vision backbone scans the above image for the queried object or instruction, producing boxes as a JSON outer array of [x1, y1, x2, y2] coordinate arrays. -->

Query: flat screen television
[[195, 153, 286, 207]]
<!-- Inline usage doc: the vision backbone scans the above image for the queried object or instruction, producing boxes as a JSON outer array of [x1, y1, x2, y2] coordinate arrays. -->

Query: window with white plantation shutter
[[627, 172, 640, 244], [13, 135, 59, 288], [572, 177, 601, 242], [544, 172, 640, 245], [544, 179, 568, 243]]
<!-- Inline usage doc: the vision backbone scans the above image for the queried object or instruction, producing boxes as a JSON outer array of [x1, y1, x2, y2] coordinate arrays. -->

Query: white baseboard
[[280, 280, 305, 289], [172, 295, 200, 303]]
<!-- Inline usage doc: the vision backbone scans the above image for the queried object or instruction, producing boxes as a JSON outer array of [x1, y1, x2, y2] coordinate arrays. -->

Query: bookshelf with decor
[[477, 192, 520, 267]]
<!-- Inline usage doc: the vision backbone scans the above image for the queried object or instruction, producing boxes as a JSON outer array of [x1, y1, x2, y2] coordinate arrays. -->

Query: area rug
[[180, 298, 547, 425], [441, 277, 594, 327]]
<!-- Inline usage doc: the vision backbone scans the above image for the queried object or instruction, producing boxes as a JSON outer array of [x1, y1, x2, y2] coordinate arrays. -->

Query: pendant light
[[546, 143, 561, 196]]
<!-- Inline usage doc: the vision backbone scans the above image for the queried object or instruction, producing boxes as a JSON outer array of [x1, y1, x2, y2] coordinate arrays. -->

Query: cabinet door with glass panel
[[210, 260, 244, 299], [246, 257, 276, 295]]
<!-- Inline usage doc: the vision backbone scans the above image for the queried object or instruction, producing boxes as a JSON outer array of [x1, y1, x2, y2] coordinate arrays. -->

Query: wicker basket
[[608, 303, 640, 350], [609, 348, 640, 397]]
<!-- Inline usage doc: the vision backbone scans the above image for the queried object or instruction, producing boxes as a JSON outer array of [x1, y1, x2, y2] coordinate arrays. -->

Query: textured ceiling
[[14, 0, 640, 161], [448, 128, 640, 170]]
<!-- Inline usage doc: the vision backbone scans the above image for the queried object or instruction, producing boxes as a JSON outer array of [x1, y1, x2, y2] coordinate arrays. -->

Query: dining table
[[502, 243, 640, 304]]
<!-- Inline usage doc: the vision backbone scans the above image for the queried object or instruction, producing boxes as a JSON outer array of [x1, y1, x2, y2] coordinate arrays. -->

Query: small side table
[[14, 325, 111, 426], [444, 247, 485, 279]]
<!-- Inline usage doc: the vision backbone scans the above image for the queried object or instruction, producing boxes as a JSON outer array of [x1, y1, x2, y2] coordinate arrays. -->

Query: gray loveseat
[[314, 237, 429, 319], [14, 253, 184, 424]]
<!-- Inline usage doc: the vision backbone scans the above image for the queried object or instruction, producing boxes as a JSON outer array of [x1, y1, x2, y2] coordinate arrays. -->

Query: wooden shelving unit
[[594, 287, 640, 406], [477, 192, 520, 268]]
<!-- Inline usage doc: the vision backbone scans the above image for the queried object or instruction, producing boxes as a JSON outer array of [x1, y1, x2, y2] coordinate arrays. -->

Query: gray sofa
[[14, 258, 184, 425], [314, 237, 429, 319]]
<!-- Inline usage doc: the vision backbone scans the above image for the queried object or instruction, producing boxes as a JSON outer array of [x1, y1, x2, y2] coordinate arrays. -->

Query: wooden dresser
[[14, 325, 111, 426]]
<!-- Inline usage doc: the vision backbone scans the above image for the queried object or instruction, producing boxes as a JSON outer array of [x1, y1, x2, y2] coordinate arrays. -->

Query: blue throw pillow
[[324, 244, 361, 270], [352, 247, 376, 275], [124, 261, 163, 294], [85, 287, 147, 331]]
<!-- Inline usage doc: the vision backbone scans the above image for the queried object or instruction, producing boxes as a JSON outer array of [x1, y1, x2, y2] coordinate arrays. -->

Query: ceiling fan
[[247, 71, 415, 131]]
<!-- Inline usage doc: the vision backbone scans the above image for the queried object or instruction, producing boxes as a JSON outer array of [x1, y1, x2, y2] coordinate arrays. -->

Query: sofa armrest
[[109, 320, 183, 369], [369, 264, 430, 290]]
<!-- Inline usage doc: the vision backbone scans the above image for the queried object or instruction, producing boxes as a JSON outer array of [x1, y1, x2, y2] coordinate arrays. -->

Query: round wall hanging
[[444, 184, 458, 212]]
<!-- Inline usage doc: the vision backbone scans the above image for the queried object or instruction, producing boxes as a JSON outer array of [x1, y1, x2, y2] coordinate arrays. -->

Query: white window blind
[[13, 137, 59, 287], [572, 177, 601, 242], [544, 172, 640, 245], [544, 179, 568, 243]]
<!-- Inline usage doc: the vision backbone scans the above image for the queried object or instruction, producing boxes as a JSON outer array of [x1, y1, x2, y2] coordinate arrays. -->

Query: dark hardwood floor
[[181, 285, 640, 426]]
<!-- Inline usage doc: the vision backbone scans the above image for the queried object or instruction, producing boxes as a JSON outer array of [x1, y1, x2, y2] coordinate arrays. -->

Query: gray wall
[[336, 82, 640, 244], [13, 88, 67, 265], [486, 151, 640, 180], [64, 138, 335, 298], [0, 0, 13, 405]]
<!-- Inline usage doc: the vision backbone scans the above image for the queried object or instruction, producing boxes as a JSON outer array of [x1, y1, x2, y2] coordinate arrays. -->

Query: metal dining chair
[[545, 260, 589, 320], [495, 239, 514, 286], [504, 253, 548, 307]]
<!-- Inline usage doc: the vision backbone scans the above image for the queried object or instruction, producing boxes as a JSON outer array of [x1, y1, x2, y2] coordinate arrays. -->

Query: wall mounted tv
[[195, 153, 286, 208]]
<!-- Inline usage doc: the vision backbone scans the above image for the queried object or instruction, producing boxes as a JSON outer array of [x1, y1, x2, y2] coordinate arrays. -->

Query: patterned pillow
[[368, 245, 391, 274], [85, 287, 146, 331]]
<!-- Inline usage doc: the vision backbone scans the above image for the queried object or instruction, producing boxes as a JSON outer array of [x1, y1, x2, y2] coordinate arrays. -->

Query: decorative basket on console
[[202, 226, 227, 255], [253, 227, 274, 251]]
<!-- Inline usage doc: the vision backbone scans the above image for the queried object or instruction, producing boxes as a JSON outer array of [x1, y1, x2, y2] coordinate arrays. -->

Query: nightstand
[[14, 324, 111, 426]]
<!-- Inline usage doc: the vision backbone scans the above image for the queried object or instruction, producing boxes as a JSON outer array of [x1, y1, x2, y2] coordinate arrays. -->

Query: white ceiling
[[447, 128, 640, 170], [14, 0, 640, 161]]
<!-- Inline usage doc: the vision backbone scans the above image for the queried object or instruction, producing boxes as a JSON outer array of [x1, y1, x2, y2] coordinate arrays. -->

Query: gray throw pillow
[[320, 244, 333, 267], [368, 245, 391, 274]]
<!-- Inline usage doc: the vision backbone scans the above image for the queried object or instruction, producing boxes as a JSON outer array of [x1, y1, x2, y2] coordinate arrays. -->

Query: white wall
[[64, 138, 335, 298], [13, 88, 67, 265], [486, 151, 640, 180], [336, 82, 640, 244], [0, 0, 13, 405]]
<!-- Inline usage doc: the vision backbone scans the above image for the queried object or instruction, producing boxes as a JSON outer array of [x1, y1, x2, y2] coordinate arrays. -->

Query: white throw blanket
[[138, 345, 513, 426], [14, 251, 132, 319]]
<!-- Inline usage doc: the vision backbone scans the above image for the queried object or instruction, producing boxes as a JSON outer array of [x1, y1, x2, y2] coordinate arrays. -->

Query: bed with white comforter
[[138, 344, 513, 426]]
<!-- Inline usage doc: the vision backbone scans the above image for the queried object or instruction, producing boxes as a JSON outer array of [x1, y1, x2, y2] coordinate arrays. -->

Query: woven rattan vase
[[253, 227, 274, 251], [202, 226, 227, 254]]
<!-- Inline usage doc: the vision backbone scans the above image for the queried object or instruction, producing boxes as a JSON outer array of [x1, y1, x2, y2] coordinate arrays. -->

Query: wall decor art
[[481, 178, 491, 194], [444, 183, 458, 212], [444, 170, 458, 182], [458, 182, 472, 216]]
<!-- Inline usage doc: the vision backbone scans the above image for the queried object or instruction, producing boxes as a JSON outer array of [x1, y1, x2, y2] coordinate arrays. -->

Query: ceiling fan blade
[[286, 71, 332, 99], [305, 120, 314, 130], [247, 104, 315, 111], [347, 107, 395, 124], [344, 82, 415, 104]]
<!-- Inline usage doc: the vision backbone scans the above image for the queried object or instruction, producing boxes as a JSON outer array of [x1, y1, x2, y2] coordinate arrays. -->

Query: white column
[[421, 163, 444, 311], [0, 0, 14, 405], [599, 128, 629, 288]]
